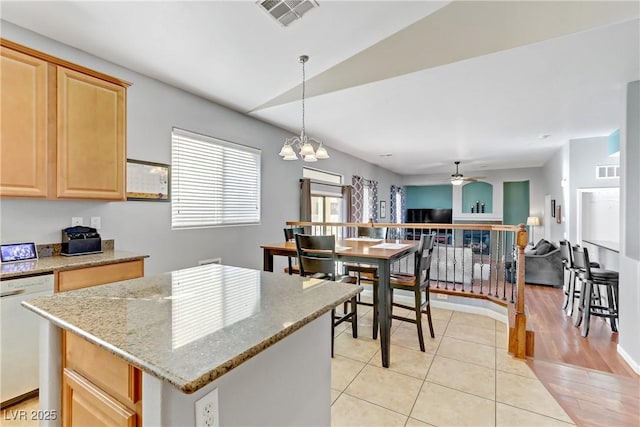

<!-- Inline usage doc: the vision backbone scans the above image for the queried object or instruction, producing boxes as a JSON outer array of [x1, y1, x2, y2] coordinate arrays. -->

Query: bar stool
[[559, 240, 578, 315], [572, 246, 619, 337]]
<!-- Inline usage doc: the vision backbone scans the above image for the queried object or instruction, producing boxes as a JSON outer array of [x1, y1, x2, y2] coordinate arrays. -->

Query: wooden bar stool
[[572, 246, 619, 337]]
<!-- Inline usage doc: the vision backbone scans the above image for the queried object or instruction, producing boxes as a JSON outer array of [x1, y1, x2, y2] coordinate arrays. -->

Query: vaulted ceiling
[[2, 1, 638, 176]]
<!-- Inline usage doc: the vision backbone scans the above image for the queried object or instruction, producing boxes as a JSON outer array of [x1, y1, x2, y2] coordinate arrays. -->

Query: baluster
[[478, 230, 485, 295]]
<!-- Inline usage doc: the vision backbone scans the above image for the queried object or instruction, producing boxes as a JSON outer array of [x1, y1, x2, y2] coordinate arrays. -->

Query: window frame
[[171, 128, 261, 230]]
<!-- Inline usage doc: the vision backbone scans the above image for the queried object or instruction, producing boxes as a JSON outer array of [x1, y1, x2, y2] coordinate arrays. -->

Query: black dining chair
[[389, 233, 436, 352], [295, 234, 358, 357], [344, 226, 388, 339], [572, 246, 619, 337], [283, 226, 305, 275]]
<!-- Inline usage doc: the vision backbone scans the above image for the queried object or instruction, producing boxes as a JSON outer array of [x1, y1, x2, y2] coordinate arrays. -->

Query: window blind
[[171, 128, 261, 229]]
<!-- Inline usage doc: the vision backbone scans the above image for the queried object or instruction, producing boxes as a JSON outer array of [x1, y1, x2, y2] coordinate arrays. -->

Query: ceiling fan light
[[451, 177, 464, 186], [315, 144, 329, 159]]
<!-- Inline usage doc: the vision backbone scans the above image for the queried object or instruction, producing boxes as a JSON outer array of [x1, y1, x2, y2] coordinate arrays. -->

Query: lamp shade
[[526, 216, 540, 226]]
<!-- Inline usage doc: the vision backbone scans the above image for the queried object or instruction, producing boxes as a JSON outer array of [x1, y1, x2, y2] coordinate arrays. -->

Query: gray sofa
[[524, 240, 563, 287]]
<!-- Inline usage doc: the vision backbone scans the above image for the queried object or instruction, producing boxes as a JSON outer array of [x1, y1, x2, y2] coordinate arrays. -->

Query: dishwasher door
[[1, 273, 54, 406]]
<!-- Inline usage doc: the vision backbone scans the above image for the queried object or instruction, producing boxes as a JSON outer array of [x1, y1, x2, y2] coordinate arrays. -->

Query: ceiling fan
[[450, 161, 484, 185]]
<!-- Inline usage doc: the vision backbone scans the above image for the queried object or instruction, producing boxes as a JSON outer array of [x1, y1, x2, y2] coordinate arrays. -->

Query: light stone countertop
[[0, 250, 148, 279], [22, 263, 362, 394]]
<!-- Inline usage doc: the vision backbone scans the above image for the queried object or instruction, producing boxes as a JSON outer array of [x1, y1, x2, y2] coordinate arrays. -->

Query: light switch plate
[[71, 217, 83, 226]]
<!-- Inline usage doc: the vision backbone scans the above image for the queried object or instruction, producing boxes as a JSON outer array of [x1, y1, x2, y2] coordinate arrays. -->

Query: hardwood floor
[[524, 283, 636, 377], [524, 283, 639, 427]]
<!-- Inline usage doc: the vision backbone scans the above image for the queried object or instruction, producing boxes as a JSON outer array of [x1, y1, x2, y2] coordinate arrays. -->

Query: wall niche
[[462, 182, 493, 213]]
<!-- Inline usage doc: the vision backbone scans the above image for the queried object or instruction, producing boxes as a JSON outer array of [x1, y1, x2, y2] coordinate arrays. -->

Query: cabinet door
[[0, 47, 49, 197], [57, 67, 126, 200], [63, 368, 137, 427], [57, 259, 144, 292]]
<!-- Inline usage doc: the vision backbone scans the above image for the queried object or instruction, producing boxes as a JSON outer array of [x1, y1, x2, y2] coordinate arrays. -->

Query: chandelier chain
[[301, 58, 306, 136]]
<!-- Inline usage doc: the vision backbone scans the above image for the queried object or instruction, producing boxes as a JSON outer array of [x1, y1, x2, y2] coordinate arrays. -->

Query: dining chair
[[389, 233, 436, 352], [283, 226, 305, 275], [572, 246, 619, 337], [345, 226, 388, 339], [295, 234, 358, 357]]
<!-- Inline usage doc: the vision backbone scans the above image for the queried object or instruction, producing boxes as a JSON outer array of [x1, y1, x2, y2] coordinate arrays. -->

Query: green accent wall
[[503, 181, 530, 225], [406, 185, 453, 209], [461, 182, 493, 213]]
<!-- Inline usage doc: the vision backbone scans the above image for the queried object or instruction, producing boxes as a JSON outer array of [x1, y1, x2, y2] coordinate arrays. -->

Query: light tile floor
[[332, 305, 575, 427], [2, 306, 575, 427]]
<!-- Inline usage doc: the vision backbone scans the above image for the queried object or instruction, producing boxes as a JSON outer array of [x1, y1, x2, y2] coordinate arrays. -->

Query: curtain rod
[[300, 178, 349, 189]]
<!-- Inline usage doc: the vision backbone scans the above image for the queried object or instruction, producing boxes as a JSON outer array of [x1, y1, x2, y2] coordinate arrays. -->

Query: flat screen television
[[407, 208, 453, 224], [425, 208, 452, 224]]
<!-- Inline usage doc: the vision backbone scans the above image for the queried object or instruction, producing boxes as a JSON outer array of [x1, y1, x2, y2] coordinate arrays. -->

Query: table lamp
[[526, 216, 540, 245]]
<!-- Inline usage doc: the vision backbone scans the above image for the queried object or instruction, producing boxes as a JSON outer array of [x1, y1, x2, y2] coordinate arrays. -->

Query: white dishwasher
[[1, 273, 54, 407]]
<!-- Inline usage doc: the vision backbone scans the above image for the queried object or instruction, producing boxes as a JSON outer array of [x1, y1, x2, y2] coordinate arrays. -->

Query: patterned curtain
[[369, 180, 379, 222], [351, 176, 364, 223], [389, 185, 406, 239]]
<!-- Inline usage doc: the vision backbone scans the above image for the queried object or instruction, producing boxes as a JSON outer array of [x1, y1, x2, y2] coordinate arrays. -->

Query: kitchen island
[[23, 263, 361, 426]]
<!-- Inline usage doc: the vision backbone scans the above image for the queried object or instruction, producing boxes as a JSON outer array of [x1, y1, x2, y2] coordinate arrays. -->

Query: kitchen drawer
[[64, 331, 141, 409], [62, 368, 137, 427], [57, 259, 144, 292]]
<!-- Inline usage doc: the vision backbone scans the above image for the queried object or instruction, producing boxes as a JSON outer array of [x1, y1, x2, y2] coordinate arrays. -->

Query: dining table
[[261, 237, 419, 368]]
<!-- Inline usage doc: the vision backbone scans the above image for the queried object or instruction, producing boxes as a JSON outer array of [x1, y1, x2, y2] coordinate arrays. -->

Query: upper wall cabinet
[[0, 47, 49, 197], [0, 39, 130, 200]]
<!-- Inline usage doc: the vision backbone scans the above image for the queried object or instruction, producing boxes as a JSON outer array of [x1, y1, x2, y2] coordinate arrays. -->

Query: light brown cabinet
[[0, 46, 50, 197], [0, 39, 130, 200], [62, 368, 137, 427], [58, 259, 145, 426], [56, 259, 144, 292]]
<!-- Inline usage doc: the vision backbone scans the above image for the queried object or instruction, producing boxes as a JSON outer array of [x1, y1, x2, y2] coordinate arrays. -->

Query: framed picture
[[556, 205, 562, 223], [551, 199, 556, 217], [126, 159, 170, 201], [380, 200, 387, 218]]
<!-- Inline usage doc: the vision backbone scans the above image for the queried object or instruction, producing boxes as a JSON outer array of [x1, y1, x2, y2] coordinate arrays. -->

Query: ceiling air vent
[[258, 0, 319, 27]]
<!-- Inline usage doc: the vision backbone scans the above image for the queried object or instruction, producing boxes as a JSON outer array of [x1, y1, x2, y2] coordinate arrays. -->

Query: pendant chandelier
[[279, 55, 329, 162]]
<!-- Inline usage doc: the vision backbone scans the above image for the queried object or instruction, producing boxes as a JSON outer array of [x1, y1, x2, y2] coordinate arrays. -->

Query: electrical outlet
[[71, 217, 83, 226], [90, 216, 101, 229], [436, 293, 448, 300], [195, 388, 219, 427]]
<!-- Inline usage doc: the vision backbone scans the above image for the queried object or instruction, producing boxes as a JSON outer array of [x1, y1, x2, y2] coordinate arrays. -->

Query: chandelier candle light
[[279, 55, 329, 162]]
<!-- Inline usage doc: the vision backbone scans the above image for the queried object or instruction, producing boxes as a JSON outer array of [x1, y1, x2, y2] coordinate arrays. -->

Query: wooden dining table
[[261, 238, 419, 368]]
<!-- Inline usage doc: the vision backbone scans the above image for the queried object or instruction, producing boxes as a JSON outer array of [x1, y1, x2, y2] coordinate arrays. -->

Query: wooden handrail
[[286, 221, 519, 232]]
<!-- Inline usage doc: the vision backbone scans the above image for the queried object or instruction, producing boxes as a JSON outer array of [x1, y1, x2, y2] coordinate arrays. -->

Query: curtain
[[351, 175, 379, 223], [351, 175, 364, 223], [389, 185, 406, 239], [300, 178, 311, 222], [342, 185, 353, 237], [369, 180, 378, 223]]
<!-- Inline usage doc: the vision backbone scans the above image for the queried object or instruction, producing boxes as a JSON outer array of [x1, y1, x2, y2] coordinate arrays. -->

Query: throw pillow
[[535, 241, 553, 255]]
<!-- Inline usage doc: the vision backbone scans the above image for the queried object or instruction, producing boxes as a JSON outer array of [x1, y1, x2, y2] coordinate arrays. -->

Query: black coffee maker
[[61, 226, 102, 256]]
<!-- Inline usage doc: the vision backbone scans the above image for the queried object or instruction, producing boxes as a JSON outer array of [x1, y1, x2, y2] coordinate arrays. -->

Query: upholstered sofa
[[524, 239, 563, 287]]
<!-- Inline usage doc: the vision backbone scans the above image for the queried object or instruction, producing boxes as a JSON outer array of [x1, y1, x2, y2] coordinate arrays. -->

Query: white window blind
[[171, 128, 261, 229]]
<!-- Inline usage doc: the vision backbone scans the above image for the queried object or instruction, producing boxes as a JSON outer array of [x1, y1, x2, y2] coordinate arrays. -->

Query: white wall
[[0, 22, 401, 275], [568, 137, 620, 243], [542, 144, 569, 243], [618, 80, 640, 374]]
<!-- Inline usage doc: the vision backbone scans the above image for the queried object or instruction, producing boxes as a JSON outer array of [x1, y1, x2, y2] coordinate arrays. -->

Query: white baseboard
[[358, 288, 508, 326], [617, 344, 640, 375]]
